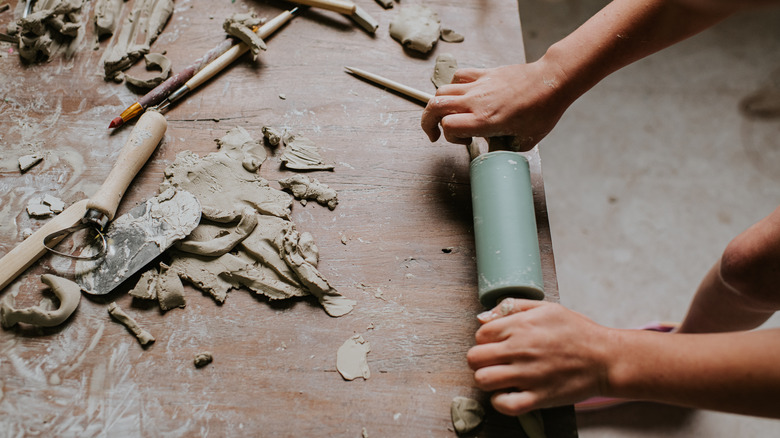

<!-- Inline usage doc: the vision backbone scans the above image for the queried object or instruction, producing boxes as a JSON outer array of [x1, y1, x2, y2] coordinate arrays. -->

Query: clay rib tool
[[109, 37, 237, 129], [152, 8, 298, 113], [344, 66, 544, 307]]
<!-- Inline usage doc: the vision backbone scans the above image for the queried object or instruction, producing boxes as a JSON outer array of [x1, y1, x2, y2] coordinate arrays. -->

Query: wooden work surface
[[0, 0, 576, 436]]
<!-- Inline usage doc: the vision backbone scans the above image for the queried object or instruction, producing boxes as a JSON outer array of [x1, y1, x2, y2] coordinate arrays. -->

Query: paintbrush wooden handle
[[185, 9, 295, 91], [87, 111, 167, 221], [288, 0, 356, 15], [345, 66, 434, 104], [0, 199, 89, 292]]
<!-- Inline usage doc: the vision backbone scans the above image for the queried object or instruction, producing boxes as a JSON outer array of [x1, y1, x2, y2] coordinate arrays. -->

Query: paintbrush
[[150, 8, 298, 114]]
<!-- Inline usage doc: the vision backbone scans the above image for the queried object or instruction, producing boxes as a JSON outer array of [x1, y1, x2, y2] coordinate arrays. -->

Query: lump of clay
[[0, 274, 81, 328], [223, 11, 266, 59], [157, 262, 186, 311], [102, 0, 174, 81], [450, 397, 485, 434], [279, 175, 338, 210], [125, 53, 172, 90], [94, 0, 123, 38], [16, 1, 83, 63], [440, 28, 464, 43], [389, 5, 441, 54], [336, 334, 371, 380], [262, 126, 284, 147], [194, 352, 213, 368], [431, 53, 458, 89], [280, 132, 335, 171], [129, 268, 158, 300], [18, 153, 43, 172], [107, 302, 155, 346], [176, 208, 258, 257], [216, 126, 267, 172]]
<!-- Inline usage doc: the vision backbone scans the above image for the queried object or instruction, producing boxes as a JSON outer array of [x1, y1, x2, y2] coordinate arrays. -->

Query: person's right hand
[[420, 59, 575, 151]]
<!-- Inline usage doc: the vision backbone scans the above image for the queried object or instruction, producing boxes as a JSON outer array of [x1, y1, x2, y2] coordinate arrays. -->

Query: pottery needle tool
[[149, 8, 298, 114]]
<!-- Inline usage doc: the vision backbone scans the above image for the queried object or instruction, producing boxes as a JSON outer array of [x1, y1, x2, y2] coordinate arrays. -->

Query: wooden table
[[0, 0, 576, 435]]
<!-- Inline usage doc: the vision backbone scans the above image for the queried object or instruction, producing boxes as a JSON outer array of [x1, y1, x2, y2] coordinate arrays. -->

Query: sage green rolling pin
[[470, 151, 545, 308]]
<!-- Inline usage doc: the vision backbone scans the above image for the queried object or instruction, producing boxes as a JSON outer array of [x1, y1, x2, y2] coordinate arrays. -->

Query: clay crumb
[[107, 302, 156, 346], [26, 195, 65, 218], [336, 334, 371, 381], [0, 4, 10, 14], [194, 351, 213, 368], [262, 126, 284, 146], [278, 174, 338, 210], [450, 396, 485, 434], [19, 154, 43, 172], [374, 0, 393, 8], [440, 28, 465, 43], [362, 427, 369, 438], [278, 93, 286, 100]]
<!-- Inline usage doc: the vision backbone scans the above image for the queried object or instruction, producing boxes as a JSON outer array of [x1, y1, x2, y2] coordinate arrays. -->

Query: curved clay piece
[[389, 5, 441, 54], [176, 208, 258, 257], [125, 53, 172, 90], [107, 302, 155, 346], [0, 274, 81, 328], [450, 397, 485, 434]]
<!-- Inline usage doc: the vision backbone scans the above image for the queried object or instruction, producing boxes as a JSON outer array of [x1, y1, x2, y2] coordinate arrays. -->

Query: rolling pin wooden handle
[[86, 111, 167, 222], [289, 0, 356, 15]]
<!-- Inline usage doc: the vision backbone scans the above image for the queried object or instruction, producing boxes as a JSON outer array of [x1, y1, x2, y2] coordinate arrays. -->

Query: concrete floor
[[517, 0, 780, 436]]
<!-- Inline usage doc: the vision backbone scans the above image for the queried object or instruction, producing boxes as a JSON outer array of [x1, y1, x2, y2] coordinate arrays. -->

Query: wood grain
[[0, 0, 575, 436]]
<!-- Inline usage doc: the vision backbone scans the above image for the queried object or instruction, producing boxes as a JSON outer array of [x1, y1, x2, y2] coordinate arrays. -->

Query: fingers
[[420, 94, 472, 142], [492, 391, 538, 416], [477, 298, 545, 324], [451, 68, 485, 84]]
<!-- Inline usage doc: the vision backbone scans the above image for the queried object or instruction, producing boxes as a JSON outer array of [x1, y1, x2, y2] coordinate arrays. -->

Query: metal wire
[[43, 224, 108, 260]]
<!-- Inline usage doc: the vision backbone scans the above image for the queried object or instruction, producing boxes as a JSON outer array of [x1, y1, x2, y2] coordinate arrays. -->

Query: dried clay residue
[[158, 127, 354, 317], [263, 127, 335, 171], [336, 334, 371, 380], [102, 0, 173, 81]]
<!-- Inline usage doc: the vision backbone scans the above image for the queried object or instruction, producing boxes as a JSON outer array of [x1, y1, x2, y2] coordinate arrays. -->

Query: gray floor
[[518, 0, 780, 436]]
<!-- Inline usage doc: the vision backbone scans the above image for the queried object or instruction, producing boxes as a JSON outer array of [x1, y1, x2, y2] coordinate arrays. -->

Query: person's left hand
[[467, 298, 613, 415]]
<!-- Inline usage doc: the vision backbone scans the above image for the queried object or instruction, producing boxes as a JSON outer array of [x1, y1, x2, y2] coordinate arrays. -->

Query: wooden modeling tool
[[344, 66, 544, 307], [288, 0, 355, 15], [151, 8, 298, 114]]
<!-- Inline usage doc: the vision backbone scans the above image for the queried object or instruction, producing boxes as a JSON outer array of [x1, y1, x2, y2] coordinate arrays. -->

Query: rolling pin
[[344, 67, 545, 308]]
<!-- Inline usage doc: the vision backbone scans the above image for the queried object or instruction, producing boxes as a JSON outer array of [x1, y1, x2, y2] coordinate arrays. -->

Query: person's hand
[[420, 60, 574, 151], [467, 298, 612, 415]]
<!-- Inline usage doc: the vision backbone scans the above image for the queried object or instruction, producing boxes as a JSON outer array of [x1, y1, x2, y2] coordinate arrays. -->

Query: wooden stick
[[287, 0, 356, 15], [344, 66, 434, 104]]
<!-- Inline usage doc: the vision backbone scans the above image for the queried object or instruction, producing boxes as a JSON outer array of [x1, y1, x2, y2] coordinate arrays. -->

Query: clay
[[176, 208, 258, 257], [374, 0, 393, 9], [336, 334, 371, 380], [223, 11, 266, 59], [450, 397, 485, 434], [262, 126, 284, 146], [440, 28, 464, 43], [26, 194, 65, 217], [94, 0, 123, 38], [215, 126, 267, 172], [280, 132, 335, 171], [156, 262, 186, 311], [170, 251, 249, 303], [0, 274, 81, 328], [129, 268, 158, 300], [194, 352, 213, 368], [279, 175, 338, 210], [125, 53, 172, 90], [18, 153, 42, 172], [107, 302, 155, 346], [389, 5, 441, 54], [102, 0, 174, 81], [431, 53, 458, 89], [16, 0, 83, 63]]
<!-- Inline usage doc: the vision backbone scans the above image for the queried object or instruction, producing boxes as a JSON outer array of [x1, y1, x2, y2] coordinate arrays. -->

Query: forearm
[[541, 0, 733, 105], [606, 328, 780, 417]]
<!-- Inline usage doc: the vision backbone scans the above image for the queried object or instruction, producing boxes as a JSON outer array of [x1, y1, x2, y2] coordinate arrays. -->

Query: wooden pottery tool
[[153, 8, 298, 113], [345, 66, 545, 307], [75, 189, 200, 295]]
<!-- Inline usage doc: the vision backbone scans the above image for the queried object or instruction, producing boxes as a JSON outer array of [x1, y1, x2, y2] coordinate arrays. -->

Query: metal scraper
[[75, 189, 201, 295]]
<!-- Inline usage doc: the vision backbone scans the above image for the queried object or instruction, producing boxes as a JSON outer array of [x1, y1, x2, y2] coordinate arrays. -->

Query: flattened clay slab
[[280, 132, 335, 171], [389, 5, 441, 54], [431, 53, 458, 89], [336, 334, 371, 380]]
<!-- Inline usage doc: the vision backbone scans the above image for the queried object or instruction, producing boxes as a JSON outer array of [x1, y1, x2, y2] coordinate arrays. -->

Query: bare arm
[[420, 0, 740, 149], [468, 298, 780, 418]]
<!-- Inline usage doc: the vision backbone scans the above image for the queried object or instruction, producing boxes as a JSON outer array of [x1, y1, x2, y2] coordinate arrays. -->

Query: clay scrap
[[94, 0, 123, 38], [223, 11, 267, 59], [279, 174, 338, 210], [450, 396, 485, 434], [0, 274, 81, 328], [336, 334, 371, 380], [125, 52, 172, 90], [26, 194, 65, 218], [431, 53, 458, 89], [160, 128, 354, 317], [107, 302, 155, 346], [194, 351, 213, 368], [275, 130, 335, 171], [389, 5, 441, 54], [440, 28, 464, 43], [14, 0, 84, 63], [374, 0, 393, 9], [18, 153, 43, 172], [102, 0, 174, 81]]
